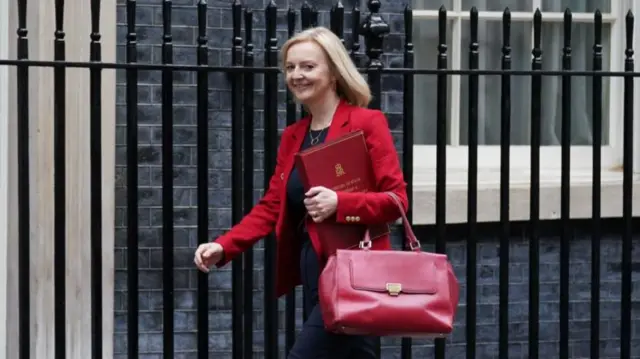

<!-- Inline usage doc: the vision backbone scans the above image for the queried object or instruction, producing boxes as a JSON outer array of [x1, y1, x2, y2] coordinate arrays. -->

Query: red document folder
[[294, 130, 390, 256]]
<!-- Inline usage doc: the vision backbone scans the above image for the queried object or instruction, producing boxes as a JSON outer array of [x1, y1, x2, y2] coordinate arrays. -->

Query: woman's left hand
[[304, 186, 338, 223]]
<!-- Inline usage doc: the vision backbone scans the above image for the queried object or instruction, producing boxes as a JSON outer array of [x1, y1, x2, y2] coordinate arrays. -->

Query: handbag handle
[[360, 192, 421, 252]]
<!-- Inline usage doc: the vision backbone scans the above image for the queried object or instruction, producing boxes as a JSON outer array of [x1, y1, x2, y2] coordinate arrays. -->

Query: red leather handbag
[[318, 192, 460, 337]]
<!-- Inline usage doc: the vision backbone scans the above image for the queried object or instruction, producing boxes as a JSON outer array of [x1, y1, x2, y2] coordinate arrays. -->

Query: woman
[[194, 26, 408, 358]]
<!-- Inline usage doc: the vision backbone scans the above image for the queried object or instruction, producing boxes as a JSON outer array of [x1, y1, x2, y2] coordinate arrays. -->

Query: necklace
[[309, 127, 326, 145], [308, 102, 338, 145]]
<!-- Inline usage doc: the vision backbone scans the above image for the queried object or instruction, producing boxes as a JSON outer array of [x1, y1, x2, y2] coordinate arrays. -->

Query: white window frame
[[410, 0, 640, 224]]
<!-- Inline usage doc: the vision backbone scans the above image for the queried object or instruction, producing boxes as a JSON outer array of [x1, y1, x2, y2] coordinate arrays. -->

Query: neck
[[307, 93, 340, 130]]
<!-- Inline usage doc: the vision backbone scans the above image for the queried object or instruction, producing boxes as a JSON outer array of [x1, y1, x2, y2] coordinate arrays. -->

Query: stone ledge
[[411, 168, 640, 225]]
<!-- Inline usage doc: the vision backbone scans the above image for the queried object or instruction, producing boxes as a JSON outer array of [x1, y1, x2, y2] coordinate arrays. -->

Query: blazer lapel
[[325, 100, 354, 141]]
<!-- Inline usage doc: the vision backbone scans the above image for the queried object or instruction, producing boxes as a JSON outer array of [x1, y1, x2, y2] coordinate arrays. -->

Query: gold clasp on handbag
[[386, 283, 402, 296]]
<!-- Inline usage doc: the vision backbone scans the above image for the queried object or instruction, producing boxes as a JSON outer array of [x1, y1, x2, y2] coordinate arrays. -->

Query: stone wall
[[112, 0, 639, 358]]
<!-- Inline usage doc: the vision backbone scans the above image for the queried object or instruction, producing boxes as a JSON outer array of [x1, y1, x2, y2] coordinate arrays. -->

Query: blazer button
[[280, 173, 284, 180], [355, 216, 360, 222]]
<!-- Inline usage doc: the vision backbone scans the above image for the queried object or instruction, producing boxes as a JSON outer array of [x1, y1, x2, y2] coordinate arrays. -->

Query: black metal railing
[[1, 0, 637, 358]]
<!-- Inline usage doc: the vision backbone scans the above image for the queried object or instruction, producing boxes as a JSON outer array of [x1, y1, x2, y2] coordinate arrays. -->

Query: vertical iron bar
[[528, 9, 542, 359], [242, 9, 255, 359], [467, 7, 479, 359], [301, 2, 312, 29], [299, 2, 312, 121], [125, 0, 140, 356], [360, 3, 389, 355], [435, 6, 448, 358], [310, 6, 319, 27], [230, 2, 244, 359], [285, 6, 296, 138], [284, 7, 297, 356], [620, 11, 634, 359], [590, 10, 603, 359], [161, 1, 174, 357], [16, 0, 30, 356], [196, 1, 209, 357], [350, 3, 361, 68], [559, 9, 572, 359], [89, 0, 103, 357], [330, 1, 344, 45], [360, 0, 388, 110], [284, 5, 296, 121], [330, 3, 335, 32], [401, 6, 414, 359], [53, 1, 67, 357], [499, 8, 512, 359], [263, 3, 279, 358]]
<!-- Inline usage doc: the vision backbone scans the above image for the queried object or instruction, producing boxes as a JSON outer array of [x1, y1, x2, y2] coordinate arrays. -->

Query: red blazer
[[214, 100, 409, 297]]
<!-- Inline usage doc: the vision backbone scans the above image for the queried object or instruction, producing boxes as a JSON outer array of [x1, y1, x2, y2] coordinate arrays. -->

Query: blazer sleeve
[[334, 110, 408, 225], [214, 128, 290, 267]]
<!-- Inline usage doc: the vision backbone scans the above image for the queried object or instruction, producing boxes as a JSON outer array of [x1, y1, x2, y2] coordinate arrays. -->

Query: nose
[[290, 66, 304, 79]]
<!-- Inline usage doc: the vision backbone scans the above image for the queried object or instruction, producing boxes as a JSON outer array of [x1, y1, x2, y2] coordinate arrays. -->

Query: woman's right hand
[[194, 242, 224, 273]]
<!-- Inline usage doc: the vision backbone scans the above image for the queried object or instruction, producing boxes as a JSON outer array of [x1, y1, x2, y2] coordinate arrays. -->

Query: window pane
[[462, 0, 532, 12], [459, 20, 534, 145], [413, 19, 454, 145], [541, 0, 611, 13], [412, 0, 452, 10], [459, 20, 611, 146], [539, 21, 611, 145]]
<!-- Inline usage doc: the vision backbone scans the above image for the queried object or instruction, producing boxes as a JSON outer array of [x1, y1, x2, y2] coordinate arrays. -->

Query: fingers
[[305, 186, 326, 197], [309, 210, 326, 223], [304, 195, 327, 211], [303, 197, 316, 208], [304, 196, 320, 214], [194, 246, 210, 273], [305, 204, 321, 214], [305, 190, 333, 222], [202, 245, 217, 259]]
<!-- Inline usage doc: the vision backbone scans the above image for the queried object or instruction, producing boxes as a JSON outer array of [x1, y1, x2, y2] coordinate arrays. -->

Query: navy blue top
[[286, 127, 329, 237]]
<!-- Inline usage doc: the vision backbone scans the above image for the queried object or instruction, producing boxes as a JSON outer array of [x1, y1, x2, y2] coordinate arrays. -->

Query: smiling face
[[284, 40, 336, 106]]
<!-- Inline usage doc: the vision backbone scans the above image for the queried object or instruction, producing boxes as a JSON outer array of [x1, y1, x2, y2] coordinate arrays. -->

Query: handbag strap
[[360, 192, 421, 252]]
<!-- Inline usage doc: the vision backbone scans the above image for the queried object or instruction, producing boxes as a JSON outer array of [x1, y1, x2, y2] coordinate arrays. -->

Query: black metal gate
[[1, 0, 637, 358]]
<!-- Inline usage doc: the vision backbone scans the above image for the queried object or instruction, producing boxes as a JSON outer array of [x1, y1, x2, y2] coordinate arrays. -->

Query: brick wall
[[412, 224, 640, 359], [113, 0, 639, 358]]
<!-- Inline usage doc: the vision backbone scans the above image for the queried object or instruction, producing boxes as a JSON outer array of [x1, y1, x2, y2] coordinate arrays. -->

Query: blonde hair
[[280, 26, 371, 108]]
